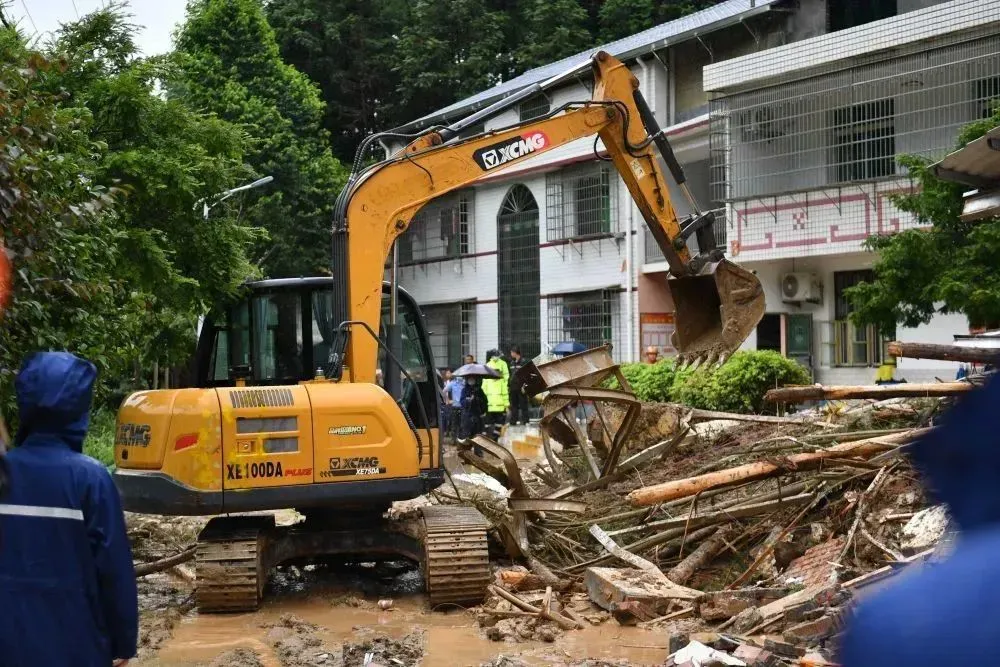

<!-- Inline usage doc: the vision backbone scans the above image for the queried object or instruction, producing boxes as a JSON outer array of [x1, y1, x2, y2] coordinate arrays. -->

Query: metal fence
[[710, 33, 1000, 204], [422, 302, 476, 370], [546, 289, 622, 353], [397, 189, 474, 264], [545, 161, 619, 241]]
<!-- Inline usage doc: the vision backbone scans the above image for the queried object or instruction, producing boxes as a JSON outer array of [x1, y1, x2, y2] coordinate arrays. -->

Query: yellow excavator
[[113, 51, 765, 612]]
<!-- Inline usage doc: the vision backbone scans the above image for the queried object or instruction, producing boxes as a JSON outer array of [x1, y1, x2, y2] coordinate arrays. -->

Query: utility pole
[[195, 175, 274, 220]]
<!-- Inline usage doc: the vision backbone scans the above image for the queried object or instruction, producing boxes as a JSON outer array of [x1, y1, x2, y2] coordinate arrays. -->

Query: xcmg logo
[[473, 132, 549, 171]]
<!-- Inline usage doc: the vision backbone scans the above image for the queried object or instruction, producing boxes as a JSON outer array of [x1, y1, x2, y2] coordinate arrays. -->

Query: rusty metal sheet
[[509, 498, 588, 513], [519, 344, 618, 396]]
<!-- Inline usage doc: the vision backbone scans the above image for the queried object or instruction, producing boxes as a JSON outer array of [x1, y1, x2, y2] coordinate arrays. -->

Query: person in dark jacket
[[507, 346, 530, 425], [458, 377, 488, 442], [839, 374, 1000, 666], [0, 352, 138, 667]]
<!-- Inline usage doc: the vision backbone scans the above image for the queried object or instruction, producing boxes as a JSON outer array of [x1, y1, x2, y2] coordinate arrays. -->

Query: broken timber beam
[[626, 429, 928, 507], [765, 383, 971, 403], [888, 340, 1000, 364]]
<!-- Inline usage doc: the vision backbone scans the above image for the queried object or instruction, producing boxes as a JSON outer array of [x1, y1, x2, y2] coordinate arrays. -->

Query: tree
[[395, 0, 512, 117], [518, 0, 593, 70], [847, 108, 1000, 332], [266, 0, 414, 164], [1, 8, 266, 411], [598, 0, 654, 43], [172, 0, 348, 278]]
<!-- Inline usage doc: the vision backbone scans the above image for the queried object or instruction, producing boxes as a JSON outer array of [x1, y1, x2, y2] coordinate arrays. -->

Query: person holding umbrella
[[452, 362, 496, 445]]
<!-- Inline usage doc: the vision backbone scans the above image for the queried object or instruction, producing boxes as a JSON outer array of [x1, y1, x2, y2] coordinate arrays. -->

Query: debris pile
[[455, 343, 971, 665]]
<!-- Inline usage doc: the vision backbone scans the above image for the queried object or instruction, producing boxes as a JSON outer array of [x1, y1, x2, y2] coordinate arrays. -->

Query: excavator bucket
[[668, 258, 766, 367]]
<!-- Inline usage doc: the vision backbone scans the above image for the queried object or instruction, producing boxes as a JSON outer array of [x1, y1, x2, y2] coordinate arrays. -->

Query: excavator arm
[[333, 51, 764, 383]]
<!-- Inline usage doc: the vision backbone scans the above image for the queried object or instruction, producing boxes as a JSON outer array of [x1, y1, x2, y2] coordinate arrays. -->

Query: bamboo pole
[[626, 429, 927, 507], [134, 546, 196, 577], [765, 383, 971, 403]]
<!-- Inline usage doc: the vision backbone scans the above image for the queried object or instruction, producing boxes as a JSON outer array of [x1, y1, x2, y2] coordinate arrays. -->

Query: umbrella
[[453, 363, 501, 379], [552, 341, 587, 356]]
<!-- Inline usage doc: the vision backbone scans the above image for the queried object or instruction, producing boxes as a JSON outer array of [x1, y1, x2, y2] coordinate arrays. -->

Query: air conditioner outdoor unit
[[781, 272, 821, 303]]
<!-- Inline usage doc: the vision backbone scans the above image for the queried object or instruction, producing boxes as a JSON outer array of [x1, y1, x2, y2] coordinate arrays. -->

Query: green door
[[786, 313, 813, 376]]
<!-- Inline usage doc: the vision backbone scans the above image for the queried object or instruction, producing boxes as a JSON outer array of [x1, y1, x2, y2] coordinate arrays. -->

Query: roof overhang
[[931, 126, 1000, 222]]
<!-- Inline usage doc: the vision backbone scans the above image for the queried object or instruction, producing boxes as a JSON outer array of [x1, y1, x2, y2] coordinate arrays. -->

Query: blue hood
[[908, 375, 1000, 533], [15, 352, 97, 453]]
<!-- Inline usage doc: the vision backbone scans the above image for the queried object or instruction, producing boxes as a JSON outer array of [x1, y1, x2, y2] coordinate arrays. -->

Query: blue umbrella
[[552, 341, 588, 356]]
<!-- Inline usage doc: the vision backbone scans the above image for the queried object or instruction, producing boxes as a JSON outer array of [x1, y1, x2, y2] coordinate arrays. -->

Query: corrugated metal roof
[[393, 0, 782, 133], [932, 126, 1000, 188]]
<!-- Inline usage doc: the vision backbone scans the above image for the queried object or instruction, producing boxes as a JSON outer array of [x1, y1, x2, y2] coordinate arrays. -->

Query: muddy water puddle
[[142, 569, 668, 667], [146, 598, 667, 666]]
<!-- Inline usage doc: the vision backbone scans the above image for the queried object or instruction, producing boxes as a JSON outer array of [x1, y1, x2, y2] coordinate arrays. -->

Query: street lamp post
[[195, 175, 274, 220]]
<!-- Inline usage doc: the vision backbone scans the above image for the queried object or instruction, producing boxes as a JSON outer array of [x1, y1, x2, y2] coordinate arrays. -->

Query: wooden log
[[765, 383, 971, 403], [666, 527, 732, 585], [134, 546, 196, 577], [688, 409, 813, 424], [888, 340, 1000, 364], [626, 429, 926, 507], [606, 492, 814, 537]]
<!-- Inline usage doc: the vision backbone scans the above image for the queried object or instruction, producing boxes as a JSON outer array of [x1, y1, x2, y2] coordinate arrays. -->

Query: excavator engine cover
[[667, 259, 766, 366]]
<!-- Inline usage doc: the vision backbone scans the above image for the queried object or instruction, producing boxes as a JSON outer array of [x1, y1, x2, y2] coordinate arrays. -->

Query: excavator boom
[[335, 51, 764, 372]]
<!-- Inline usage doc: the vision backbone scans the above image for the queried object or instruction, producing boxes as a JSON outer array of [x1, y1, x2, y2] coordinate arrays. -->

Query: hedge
[[614, 350, 810, 414]]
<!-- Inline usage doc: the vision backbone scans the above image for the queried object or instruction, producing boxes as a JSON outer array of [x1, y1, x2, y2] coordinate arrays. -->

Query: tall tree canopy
[[0, 8, 261, 406], [267, 0, 728, 161], [172, 0, 348, 277], [847, 109, 1000, 332]]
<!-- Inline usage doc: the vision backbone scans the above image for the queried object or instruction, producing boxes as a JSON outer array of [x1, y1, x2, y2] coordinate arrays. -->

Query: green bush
[[694, 350, 811, 414], [84, 409, 116, 468], [611, 351, 809, 414], [613, 360, 676, 402]]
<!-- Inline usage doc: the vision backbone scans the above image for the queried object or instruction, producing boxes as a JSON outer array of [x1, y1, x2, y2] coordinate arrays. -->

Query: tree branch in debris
[[888, 341, 1000, 364], [765, 383, 972, 403], [667, 527, 732, 585], [626, 429, 928, 507], [134, 546, 196, 577]]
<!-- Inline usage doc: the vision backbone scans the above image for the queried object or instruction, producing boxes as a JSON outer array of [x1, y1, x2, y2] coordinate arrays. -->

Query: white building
[[389, 0, 998, 383]]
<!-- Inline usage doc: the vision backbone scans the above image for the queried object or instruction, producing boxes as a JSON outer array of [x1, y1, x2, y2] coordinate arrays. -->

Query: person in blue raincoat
[[0, 352, 138, 667], [839, 374, 1000, 666]]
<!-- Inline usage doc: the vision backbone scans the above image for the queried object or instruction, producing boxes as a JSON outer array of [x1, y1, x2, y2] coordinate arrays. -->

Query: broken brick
[[783, 615, 837, 644], [764, 638, 806, 659], [698, 588, 786, 622], [733, 644, 781, 667], [783, 538, 845, 588]]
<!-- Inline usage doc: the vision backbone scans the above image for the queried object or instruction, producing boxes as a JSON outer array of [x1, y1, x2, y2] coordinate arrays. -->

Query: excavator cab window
[[379, 300, 439, 429]]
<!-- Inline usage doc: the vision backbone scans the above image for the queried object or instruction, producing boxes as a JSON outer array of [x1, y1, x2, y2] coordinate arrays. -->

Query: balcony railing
[[830, 320, 888, 367]]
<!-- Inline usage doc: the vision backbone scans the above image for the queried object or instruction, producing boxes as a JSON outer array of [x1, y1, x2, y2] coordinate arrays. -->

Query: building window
[[827, 0, 896, 33], [519, 95, 550, 123], [832, 270, 889, 367], [545, 162, 617, 241], [546, 290, 620, 353], [831, 100, 895, 184], [395, 190, 474, 264], [422, 302, 475, 370]]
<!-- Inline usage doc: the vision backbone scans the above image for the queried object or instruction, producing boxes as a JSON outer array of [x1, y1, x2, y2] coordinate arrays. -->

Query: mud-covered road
[[135, 562, 670, 667]]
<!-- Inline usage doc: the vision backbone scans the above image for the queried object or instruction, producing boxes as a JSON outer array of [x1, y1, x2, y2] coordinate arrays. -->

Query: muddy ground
[[133, 545, 671, 667]]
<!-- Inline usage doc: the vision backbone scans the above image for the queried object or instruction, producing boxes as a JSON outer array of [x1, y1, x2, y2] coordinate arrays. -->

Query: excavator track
[[422, 505, 491, 607], [195, 516, 272, 613]]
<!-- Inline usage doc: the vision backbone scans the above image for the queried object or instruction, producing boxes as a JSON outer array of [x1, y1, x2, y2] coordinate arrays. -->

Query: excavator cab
[[193, 278, 438, 418]]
